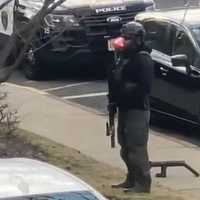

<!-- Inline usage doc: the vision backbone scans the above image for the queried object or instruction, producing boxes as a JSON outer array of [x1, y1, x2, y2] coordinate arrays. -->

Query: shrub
[[0, 92, 19, 136]]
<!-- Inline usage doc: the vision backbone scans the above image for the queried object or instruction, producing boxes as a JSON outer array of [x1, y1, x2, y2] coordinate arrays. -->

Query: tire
[[23, 63, 43, 80], [23, 49, 43, 80]]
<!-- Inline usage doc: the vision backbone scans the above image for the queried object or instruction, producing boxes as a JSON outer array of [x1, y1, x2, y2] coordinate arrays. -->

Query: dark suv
[[12, 0, 155, 79], [136, 7, 200, 126]]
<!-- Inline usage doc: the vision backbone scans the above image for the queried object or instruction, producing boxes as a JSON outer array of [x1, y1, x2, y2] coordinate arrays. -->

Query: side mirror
[[176, 31, 185, 40], [171, 54, 190, 74]]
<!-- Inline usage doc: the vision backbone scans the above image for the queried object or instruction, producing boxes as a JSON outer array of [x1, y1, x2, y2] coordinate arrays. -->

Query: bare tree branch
[[0, 0, 13, 10], [0, 0, 67, 82]]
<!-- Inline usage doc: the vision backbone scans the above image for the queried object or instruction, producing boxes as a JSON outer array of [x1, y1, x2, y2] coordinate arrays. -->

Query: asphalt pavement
[[9, 71, 108, 113]]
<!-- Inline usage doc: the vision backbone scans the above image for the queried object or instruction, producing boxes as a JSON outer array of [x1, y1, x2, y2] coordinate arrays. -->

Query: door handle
[[160, 67, 169, 76], [190, 69, 200, 78]]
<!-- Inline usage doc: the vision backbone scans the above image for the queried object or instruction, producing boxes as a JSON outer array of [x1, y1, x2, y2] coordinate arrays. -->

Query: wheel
[[23, 49, 43, 80], [23, 63, 42, 80]]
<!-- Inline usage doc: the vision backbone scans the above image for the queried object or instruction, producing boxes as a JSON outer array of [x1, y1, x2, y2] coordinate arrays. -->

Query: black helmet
[[121, 21, 146, 39]]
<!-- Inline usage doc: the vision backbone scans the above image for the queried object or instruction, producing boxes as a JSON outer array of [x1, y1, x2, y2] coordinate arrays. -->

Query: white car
[[0, 158, 107, 200]]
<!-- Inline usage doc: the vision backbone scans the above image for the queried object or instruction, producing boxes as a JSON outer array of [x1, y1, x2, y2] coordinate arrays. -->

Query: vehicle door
[[0, 0, 15, 48], [164, 24, 200, 123], [143, 20, 173, 113]]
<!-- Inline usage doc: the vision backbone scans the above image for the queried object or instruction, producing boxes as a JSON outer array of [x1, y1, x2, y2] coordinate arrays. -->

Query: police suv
[[1, 0, 155, 79]]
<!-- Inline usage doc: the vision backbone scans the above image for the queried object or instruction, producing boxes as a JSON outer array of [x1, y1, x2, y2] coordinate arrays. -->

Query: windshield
[[19, 0, 127, 12], [2, 191, 100, 200], [190, 25, 200, 47], [61, 0, 125, 7]]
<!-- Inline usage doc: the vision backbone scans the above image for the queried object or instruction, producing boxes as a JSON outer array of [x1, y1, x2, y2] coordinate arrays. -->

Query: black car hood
[[18, 0, 153, 17]]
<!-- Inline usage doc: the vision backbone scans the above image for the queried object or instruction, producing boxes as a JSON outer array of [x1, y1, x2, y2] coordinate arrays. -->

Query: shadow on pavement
[[41, 65, 107, 81], [150, 113, 200, 147]]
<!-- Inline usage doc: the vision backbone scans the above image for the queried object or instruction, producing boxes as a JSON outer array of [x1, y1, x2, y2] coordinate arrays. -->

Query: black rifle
[[106, 102, 117, 148], [106, 52, 128, 148], [106, 52, 120, 148]]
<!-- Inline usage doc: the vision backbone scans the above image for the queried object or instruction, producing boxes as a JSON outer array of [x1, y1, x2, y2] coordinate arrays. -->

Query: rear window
[[2, 191, 100, 200], [190, 26, 200, 47]]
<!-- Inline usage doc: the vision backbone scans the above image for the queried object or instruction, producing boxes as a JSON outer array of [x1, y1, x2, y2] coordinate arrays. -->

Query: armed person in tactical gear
[[108, 21, 154, 193]]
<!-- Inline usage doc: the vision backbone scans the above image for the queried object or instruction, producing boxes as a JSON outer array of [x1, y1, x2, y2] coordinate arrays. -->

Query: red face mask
[[112, 37, 126, 51]]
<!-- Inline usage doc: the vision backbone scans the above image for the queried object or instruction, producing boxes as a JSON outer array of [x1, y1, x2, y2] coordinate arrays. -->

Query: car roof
[[136, 7, 200, 27], [0, 158, 105, 199]]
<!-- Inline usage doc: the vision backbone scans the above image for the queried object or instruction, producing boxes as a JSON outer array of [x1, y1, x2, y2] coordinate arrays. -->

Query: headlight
[[44, 14, 80, 28]]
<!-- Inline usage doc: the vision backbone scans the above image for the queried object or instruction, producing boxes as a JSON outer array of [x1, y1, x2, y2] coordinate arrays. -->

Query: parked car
[[0, 0, 155, 79], [135, 7, 200, 126], [0, 158, 107, 199]]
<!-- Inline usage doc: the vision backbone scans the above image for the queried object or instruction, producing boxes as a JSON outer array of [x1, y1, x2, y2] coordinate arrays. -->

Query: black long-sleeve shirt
[[111, 50, 154, 110]]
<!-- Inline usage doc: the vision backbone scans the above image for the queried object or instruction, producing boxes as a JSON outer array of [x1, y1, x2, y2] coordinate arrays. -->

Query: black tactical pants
[[117, 108, 151, 192]]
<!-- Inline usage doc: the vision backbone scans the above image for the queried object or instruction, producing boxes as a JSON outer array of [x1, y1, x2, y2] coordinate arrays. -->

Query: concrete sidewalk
[[3, 82, 200, 199]]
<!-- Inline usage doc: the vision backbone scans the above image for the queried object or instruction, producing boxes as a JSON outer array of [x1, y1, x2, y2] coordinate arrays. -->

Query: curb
[[4, 82, 107, 117]]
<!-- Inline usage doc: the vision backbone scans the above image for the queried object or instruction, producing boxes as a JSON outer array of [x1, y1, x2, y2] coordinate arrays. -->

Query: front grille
[[46, 28, 87, 51], [80, 10, 138, 37]]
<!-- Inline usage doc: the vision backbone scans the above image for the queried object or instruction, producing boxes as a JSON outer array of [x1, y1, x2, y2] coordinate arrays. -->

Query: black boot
[[124, 175, 151, 193], [112, 174, 135, 189], [124, 184, 151, 193]]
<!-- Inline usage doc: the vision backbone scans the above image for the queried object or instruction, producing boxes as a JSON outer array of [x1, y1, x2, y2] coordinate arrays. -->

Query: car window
[[3, 191, 100, 200], [190, 25, 200, 47], [143, 20, 172, 55], [172, 26, 194, 65]]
